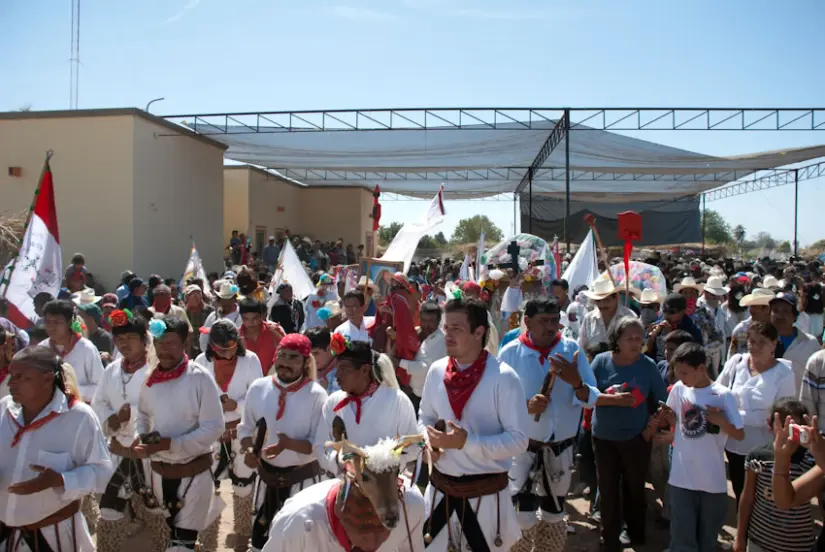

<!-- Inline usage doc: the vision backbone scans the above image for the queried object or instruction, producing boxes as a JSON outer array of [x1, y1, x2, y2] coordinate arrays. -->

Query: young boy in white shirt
[[665, 342, 745, 552]]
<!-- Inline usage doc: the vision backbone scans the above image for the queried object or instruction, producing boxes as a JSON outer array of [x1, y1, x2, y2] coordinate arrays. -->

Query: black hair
[[26, 324, 49, 343], [238, 298, 266, 316], [802, 282, 824, 315], [111, 316, 149, 342], [727, 283, 747, 313], [33, 292, 54, 307], [585, 342, 608, 362], [148, 275, 162, 290], [133, 306, 153, 321], [12, 346, 68, 395], [550, 278, 569, 291], [663, 293, 687, 312], [419, 301, 443, 324], [160, 315, 189, 343], [664, 330, 694, 347], [43, 299, 74, 324], [343, 291, 366, 307], [670, 342, 706, 368], [205, 320, 245, 360], [71, 253, 85, 265], [747, 320, 779, 342], [524, 296, 560, 318], [607, 316, 644, 352], [121, 271, 136, 285], [304, 327, 331, 350], [771, 397, 809, 423], [164, 278, 177, 287], [445, 297, 490, 347], [336, 340, 386, 384]]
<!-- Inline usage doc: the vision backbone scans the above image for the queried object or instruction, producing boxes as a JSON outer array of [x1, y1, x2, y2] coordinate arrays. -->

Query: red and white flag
[[1, 156, 63, 328]]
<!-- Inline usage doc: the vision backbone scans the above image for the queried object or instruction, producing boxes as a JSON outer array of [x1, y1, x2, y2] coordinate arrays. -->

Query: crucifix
[[506, 240, 521, 274]]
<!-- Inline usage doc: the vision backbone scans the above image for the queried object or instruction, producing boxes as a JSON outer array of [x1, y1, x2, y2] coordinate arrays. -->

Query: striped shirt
[[745, 444, 816, 552]]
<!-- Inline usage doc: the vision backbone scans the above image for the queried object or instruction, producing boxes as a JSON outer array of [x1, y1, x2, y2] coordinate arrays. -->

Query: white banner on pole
[[561, 229, 599, 299]]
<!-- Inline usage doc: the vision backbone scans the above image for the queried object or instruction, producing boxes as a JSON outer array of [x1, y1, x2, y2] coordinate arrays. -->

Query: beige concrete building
[[0, 108, 227, 290], [223, 165, 374, 255]]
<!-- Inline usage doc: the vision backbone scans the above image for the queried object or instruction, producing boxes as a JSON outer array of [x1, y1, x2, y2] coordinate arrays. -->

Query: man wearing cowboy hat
[[578, 279, 638, 353], [728, 288, 775, 357], [269, 283, 304, 335], [697, 275, 730, 373], [71, 287, 103, 308], [674, 277, 725, 377], [638, 289, 664, 329], [356, 276, 378, 317], [199, 280, 243, 354]]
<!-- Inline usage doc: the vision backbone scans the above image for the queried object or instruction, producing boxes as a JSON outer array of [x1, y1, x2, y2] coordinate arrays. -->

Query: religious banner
[[180, 241, 211, 296], [269, 239, 315, 301]]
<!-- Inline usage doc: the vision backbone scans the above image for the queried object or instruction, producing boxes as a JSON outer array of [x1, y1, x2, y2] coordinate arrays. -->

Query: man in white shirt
[[0, 346, 113, 552], [92, 313, 154, 552], [395, 301, 447, 413], [770, 291, 821, 392], [199, 281, 242, 354], [134, 316, 225, 552], [578, 279, 637, 353], [39, 299, 104, 402], [419, 296, 529, 551], [334, 291, 370, 343], [238, 333, 328, 552]]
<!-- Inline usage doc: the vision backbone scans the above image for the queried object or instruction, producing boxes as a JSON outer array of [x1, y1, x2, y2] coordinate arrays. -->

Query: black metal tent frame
[[162, 108, 825, 254]]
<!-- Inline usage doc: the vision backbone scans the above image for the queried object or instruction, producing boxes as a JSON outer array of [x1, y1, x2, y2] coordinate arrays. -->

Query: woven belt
[[151, 453, 212, 479], [257, 460, 320, 489], [430, 469, 508, 499]]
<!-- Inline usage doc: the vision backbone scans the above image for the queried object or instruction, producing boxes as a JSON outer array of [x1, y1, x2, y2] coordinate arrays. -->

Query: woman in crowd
[[591, 316, 669, 552], [721, 282, 749, 351], [796, 282, 824, 344], [717, 321, 797, 505]]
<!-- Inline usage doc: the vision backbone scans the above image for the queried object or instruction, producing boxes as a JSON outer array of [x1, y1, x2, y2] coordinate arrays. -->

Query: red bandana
[[122, 357, 146, 375], [334, 381, 379, 424], [518, 332, 562, 365], [50, 334, 81, 358], [213, 357, 238, 393], [326, 483, 352, 552], [145, 356, 189, 388], [0, 366, 8, 387], [10, 395, 77, 447], [273, 376, 312, 420], [443, 350, 488, 421]]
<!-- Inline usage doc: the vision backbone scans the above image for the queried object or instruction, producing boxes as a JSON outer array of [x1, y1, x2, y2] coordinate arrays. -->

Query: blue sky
[[1, 0, 823, 245]]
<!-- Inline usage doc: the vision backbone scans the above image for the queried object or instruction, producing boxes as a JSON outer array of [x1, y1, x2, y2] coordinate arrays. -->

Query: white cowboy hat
[[71, 288, 101, 306], [703, 276, 729, 297], [583, 278, 639, 301], [357, 276, 378, 291], [216, 280, 239, 300], [674, 277, 704, 294], [638, 289, 663, 305], [759, 275, 781, 290], [739, 288, 775, 307]]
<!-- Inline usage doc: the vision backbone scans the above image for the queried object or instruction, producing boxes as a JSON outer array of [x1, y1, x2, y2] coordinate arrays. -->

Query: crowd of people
[[0, 245, 824, 552]]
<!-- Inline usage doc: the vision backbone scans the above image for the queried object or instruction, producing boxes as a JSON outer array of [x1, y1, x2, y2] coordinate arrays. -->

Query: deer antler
[[326, 439, 368, 481], [393, 434, 426, 453]]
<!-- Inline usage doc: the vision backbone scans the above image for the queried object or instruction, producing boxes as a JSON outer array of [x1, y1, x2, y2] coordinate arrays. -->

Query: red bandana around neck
[[0, 366, 8, 387], [518, 332, 562, 365], [326, 483, 353, 552], [273, 376, 312, 420], [51, 333, 81, 358], [213, 357, 238, 393], [334, 381, 379, 424], [122, 356, 147, 375], [10, 395, 77, 447], [145, 356, 189, 388], [443, 350, 489, 421]]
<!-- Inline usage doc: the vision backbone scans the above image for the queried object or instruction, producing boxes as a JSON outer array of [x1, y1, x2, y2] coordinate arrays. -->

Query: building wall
[[297, 187, 372, 248], [0, 115, 136, 289], [132, 116, 225, 282], [223, 168, 250, 247], [242, 168, 302, 253]]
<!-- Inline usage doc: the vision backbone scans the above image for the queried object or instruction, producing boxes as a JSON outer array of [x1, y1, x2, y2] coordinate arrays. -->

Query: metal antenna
[[69, 0, 81, 109]]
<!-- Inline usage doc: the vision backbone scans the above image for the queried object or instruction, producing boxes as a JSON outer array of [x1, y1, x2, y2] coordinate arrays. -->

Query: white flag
[[561, 229, 599, 300], [180, 242, 211, 295], [1, 158, 62, 328], [269, 240, 315, 301], [382, 185, 447, 273], [475, 230, 486, 282]]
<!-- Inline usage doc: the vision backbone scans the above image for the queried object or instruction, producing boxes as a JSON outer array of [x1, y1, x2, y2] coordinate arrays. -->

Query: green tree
[[451, 215, 503, 244], [434, 232, 448, 246], [777, 240, 791, 253], [417, 235, 441, 249], [701, 209, 732, 244], [754, 231, 777, 250], [378, 222, 403, 245]]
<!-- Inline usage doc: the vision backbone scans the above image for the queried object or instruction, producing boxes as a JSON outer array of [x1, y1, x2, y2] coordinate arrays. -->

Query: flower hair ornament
[[329, 333, 350, 357], [148, 319, 167, 339], [70, 317, 86, 335], [109, 309, 133, 328]]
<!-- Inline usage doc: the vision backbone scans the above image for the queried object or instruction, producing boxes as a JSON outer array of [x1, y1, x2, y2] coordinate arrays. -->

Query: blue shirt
[[500, 328, 522, 350], [657, 359, 671, 385], [591, 352, 668, 441], [779, 330, 797, 354]]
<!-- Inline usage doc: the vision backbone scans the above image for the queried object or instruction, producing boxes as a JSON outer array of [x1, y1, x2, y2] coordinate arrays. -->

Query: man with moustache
[[238, 333, 328, 552]]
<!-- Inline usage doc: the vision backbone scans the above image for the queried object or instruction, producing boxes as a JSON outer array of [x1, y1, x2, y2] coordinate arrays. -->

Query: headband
[[277, 333, 312, 358]]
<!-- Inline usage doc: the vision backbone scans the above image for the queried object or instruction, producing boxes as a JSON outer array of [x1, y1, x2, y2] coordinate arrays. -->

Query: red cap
[[277, 333, 312, 358]]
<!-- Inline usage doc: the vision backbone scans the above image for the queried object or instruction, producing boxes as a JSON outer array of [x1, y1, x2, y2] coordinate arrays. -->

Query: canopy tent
[[164, 107, 825, 247]]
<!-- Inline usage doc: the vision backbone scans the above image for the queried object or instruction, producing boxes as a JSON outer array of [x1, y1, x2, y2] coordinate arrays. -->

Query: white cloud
[[329, 5, 401, 21], [164, 0, 203, 25]]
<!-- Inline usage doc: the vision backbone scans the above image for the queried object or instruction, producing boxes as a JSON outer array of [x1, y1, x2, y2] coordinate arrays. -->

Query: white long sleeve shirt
[[136, 361, 225, 464], [0, 392, 113, 526], [194, 352, 263, 424], [334, 318, 371, 343], [40, 337, 104, 402], [578, 305, 636, 353], [198, 309, 243, 356], [399, 329, 447, 398], [418, 353, 529, 477], [780, 330, 821, 392], [237, 376, 328, 468], [91, 359, 149, 447], [314, 385, 418, 474], [262, 479, 425, 552]]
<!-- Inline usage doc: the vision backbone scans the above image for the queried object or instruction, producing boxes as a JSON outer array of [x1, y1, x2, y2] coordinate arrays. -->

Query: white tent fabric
[[186, 120, 825, 201]]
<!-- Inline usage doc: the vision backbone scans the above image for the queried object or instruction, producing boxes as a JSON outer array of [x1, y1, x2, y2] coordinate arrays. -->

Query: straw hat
[[357, 276, 377, 291], [583, 279, 625, 301], [216, 281, 239, 300], [638, 289, 663, 305], [759, 275, 781, 290], [739, 288, 775, 307], [71, 288, 102, 306], [674, 277, 704, 294], [702, 276, 729, 297]]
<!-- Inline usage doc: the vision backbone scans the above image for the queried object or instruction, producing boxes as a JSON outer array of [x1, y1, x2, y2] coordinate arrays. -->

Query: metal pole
[[528, 168, 533, 234], [793, 169, 799, 257], [145, 97, 166, 113], [513, 193, 517, 235], [701, 193, 706, 255], [564, 109, 571, 251]]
